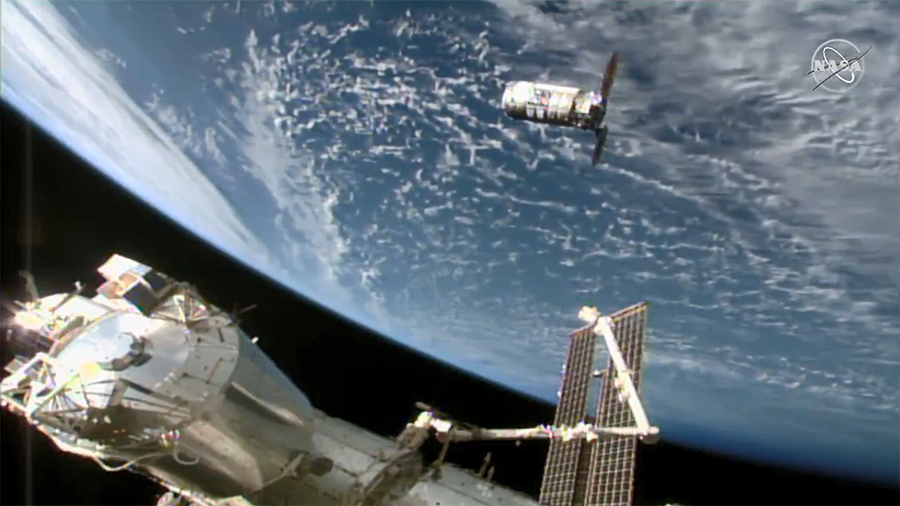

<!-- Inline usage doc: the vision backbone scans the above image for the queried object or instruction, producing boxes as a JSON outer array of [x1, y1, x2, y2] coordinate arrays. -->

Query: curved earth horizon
[[2, 0, 898, 484]]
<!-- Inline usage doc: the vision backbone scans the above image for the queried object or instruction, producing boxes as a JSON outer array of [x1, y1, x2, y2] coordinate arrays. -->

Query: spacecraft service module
[[1, 254, 658, 506], [501, 51, 619, 166]]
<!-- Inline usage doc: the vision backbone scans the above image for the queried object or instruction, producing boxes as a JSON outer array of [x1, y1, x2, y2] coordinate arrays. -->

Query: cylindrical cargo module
[[0, 289, 318, 500], [501, 81, 604, 130]]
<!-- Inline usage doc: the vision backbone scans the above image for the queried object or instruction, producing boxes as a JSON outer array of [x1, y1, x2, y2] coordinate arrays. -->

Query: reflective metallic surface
[[2, 256, 317, 502], [499, 52, 618, 166], [2, 255, 657, 506], [501, 81, 604, 131]]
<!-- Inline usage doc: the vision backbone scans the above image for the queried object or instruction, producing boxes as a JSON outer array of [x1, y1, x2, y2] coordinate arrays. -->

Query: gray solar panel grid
[[584, 302, 649, 506], [538, 326, 596, 506], [539, 302, 652, 506]]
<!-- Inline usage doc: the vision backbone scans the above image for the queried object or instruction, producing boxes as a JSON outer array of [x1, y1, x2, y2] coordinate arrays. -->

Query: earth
[[3, 0, 898, 483]]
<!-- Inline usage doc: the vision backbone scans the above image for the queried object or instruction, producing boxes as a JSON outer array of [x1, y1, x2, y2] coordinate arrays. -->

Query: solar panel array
[[539, 302, 649, 506], [538, 326, 597, 506], [584, 302, 649, 506]]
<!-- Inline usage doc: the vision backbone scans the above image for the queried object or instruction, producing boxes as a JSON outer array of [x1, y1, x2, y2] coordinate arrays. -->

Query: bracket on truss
[[397, 304, 660, 457], [578, 306, 659, 443]]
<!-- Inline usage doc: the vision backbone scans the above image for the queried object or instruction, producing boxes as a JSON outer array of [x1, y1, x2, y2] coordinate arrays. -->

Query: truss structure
[[539, 303, 656, 506], [399, 303, 657, 506]]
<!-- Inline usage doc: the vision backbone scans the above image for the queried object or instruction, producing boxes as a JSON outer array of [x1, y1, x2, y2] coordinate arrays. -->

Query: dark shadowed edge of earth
[[1, 100, 897, 506]]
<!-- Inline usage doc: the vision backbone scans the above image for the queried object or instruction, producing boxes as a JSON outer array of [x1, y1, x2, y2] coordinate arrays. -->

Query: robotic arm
[[398, 303, 660, 451], [400, 404, 658, 449]]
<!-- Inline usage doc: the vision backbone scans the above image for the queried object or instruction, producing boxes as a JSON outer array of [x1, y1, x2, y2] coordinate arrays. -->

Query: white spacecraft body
[[500, 51, 620, 166], [1, 254, 657, 506]]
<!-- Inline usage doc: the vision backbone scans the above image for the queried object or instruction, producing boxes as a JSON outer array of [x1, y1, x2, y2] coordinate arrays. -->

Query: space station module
[[0, 255, 545, 506]]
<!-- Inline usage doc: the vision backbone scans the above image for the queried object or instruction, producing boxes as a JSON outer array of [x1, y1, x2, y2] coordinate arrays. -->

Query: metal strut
[[578, 306, 657, 442]]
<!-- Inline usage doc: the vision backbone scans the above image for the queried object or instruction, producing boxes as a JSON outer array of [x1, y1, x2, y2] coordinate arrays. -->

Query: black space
[[1, 101, 897, 506]]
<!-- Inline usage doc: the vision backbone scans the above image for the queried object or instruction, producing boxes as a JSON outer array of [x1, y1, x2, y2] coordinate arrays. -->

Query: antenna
[[478, 452, 492, 478], [51, 281, 84, 313], [229, 302, 258, 326], [20, 271, 40, 301]]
